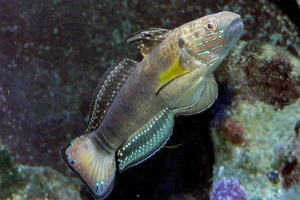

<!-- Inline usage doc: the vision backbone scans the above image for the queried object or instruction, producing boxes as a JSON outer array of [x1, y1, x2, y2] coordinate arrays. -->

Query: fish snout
[[224, 18, 243, 44]]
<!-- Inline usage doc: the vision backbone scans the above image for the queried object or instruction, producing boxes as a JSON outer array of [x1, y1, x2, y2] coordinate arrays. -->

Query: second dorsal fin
[[86, 59, 138, 132], [127, 28, 171, 57]]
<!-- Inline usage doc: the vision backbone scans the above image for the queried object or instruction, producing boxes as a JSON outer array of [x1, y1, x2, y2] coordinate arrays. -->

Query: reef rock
[[211, 99, 300, 199], [210, 41, 300, 199], [0, 139, 82, 200]]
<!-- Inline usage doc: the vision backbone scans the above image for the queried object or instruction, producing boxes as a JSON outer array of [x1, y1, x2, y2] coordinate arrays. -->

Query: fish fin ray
[[174, 74, 218, 115], [61, 134, 116, 200], [170, 76, 206, 111], [127, 28, 171, 57], [87, 59, 138, 132], [164, 143, 185, 149], [117, 109, 174, 172]]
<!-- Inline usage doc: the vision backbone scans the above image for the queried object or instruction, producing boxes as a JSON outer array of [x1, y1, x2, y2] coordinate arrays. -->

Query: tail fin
[[61, 134, 116, 200]]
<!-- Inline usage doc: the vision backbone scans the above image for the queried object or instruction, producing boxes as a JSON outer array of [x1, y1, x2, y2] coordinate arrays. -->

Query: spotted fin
[[156, 53, 192, 93], [127, 28, 171, 57], [61, 134, 116, 200], [87, 59, 138, 132], [174, 74, 218, 115], [117, 109, 174, 172]]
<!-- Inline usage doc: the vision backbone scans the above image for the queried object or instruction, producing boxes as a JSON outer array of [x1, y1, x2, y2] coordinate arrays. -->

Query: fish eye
[[205, 20, 218, 32]]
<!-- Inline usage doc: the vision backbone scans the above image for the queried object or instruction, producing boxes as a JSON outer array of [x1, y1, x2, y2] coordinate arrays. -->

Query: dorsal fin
[[86, 59, 138, 132], [117, 108, 175, 172], [127, 28, 171, 57]]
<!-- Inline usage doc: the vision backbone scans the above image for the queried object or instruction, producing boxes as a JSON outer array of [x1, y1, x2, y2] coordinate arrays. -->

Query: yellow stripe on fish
[[156, 53, 192, 92]]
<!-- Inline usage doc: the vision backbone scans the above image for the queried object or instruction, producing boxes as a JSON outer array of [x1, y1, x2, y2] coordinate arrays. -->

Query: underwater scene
[[0, 0, 299, 200]]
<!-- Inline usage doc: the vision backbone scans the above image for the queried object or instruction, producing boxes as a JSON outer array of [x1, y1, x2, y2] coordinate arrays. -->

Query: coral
[[211, 178, 248, 200]]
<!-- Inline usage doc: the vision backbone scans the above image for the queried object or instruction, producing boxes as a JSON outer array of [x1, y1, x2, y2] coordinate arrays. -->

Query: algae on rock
[[210, 31, 300, 199], [0, 139, 82, 200], [0, 139, 25, 199], [211, 99, 300, 200]]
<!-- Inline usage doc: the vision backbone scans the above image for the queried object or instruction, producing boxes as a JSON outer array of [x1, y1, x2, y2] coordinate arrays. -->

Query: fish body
[[62, 11, 243, 199]]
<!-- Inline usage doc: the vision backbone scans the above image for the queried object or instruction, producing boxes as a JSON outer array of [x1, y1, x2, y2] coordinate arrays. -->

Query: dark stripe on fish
[[178, 38, 185, 48], [116, 98, 131, 116], [91, 132, 114, 154]]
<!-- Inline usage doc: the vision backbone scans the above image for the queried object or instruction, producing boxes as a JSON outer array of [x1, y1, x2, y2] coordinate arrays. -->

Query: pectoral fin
[[156, 54, 192, 93], [117, 109, 174, 172], [170, 76, 206, 111], [174, 74, 218, 115]]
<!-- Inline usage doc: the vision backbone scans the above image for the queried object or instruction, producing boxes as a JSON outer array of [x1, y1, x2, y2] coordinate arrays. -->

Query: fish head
[[181, 11, 243, 73]]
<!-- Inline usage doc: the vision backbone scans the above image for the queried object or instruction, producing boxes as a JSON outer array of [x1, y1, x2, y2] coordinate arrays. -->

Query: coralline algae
[[210, 98, 300, 199], [211, 178, 248, 200]]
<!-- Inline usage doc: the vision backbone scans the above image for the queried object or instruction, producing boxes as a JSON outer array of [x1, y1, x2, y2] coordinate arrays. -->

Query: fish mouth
[[224, 18, 243, 44]]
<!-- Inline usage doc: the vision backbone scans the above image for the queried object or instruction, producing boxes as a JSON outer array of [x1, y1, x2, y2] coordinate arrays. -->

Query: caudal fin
[[61, 134, 116, 200]]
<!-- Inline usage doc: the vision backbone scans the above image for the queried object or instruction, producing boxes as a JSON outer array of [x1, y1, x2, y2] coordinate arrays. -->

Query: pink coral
[[219, 117, 246, 145], [212, 178, 248, 200]]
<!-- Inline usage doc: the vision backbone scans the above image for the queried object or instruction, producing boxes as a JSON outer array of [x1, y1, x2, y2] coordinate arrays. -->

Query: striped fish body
[[62, 11, 243, 200]]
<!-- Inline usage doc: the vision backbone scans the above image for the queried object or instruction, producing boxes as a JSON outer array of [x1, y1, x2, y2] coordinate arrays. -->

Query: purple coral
[[211, 178, 248, 200]]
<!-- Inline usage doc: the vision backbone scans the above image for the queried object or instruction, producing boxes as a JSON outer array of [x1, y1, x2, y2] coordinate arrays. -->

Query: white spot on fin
[[117, 109, 175, 171], [87, 59, 138, 132]]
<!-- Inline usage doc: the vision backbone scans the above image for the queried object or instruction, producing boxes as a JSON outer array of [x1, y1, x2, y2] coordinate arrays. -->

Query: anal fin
[[61, 134, 116, 200], [117, 109, 174, 172]]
